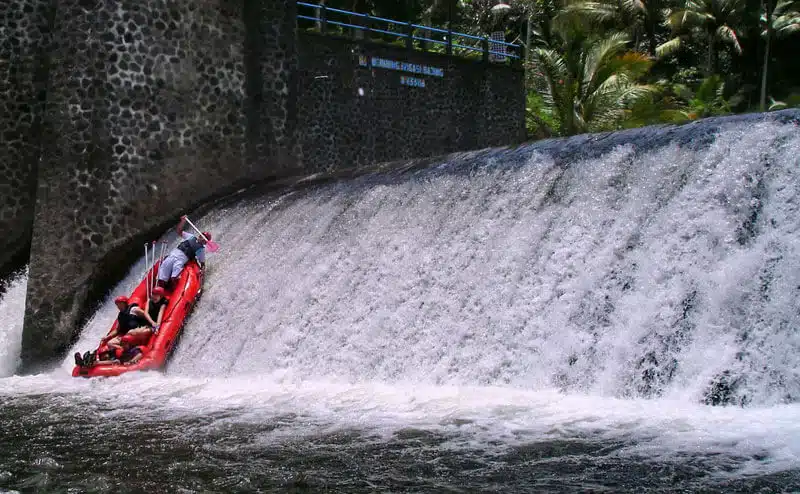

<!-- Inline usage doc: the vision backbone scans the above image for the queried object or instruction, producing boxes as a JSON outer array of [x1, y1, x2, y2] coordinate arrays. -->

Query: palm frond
[[532, 48, 571, 125], [667, 9, 712, 31], [655, 36, 682, 57], [582, 66, 655, 131], [614, 51, 653, 78], [582, 32, 630, 95], [771, 8, 800, 37], [774, 18, 800, 35], [621, 0, 647, 15], [769, 98, 788, 110], [774, 0, 800, 15], [716, 25, 742, 52], [562, 1, 619, 24]]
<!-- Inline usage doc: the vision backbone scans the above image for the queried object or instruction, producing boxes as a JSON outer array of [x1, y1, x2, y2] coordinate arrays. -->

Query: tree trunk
[[760, 0, 773, 111], [526, 14, 532, 62], [646, 16, 656, 57], [707, 29, 716, 75]]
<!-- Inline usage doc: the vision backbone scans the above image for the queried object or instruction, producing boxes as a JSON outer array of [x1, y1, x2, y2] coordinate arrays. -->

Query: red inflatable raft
[[72, 260, 203, 378]]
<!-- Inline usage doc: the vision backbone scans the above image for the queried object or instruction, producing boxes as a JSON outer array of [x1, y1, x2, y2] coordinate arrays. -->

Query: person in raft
[[83, 335, 146, 367], [73, 296, 155, 367], [106, 295, 159, 346], [117, 285, 170, 347], [156, 215, 210, 291], [145, 286, 169, 334]]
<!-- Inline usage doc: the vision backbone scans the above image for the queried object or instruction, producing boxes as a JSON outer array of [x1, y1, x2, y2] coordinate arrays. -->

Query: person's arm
[[176, 215, 187, 236], [156, 304, 166, 326], [101, 329, 118, 344], [124, 350, 145, 366], [131, 306, 156, 327], [144, 300, 160, 329]]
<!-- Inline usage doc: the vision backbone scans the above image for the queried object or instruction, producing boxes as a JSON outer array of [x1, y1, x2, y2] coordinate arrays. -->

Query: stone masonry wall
[[295, 33, 526, 173], [244, 0, 298, 174], [0, 0, 52, 281], [21, 0, 297, 370]]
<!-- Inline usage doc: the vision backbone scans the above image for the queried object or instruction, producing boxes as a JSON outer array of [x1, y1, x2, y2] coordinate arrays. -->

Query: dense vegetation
[[301, 0, 799, 138]]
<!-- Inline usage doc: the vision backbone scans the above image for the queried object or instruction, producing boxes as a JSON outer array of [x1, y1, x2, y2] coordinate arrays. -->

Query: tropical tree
[[760, 0, 800, 109], [769, 0, 800, 36], [658, 0, 746, 75], [531, 31, 655, 135], [562, 0, 671, 55]]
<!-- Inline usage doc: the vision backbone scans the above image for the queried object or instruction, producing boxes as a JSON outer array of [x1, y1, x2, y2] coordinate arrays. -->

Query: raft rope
[[144, 242, 152, 301]]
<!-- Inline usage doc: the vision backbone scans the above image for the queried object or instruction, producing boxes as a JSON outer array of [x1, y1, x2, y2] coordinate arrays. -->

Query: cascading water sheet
[[170, 120, 800, 408], [0, 269, 27, 377]]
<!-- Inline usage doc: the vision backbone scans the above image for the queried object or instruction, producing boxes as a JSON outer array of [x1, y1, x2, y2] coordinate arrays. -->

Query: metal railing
[[296, 2, 523, 63]]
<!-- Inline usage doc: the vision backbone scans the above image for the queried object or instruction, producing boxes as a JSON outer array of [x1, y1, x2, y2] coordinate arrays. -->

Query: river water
[[1, 119, 800, 492]]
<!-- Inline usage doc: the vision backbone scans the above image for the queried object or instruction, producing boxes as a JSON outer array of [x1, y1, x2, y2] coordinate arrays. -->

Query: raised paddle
[[183, 216, 219, 253]]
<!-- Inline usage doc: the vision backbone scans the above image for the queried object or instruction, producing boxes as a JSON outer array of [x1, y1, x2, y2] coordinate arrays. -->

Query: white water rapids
[[1, 119, 799, 480]]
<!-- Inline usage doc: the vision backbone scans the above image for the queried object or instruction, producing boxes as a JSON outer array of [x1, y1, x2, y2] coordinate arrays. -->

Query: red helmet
[[152, 286, 166, 297], [202, 231, 212, 241], [114, 295, 129, 305], [121, 334, 136, 345]]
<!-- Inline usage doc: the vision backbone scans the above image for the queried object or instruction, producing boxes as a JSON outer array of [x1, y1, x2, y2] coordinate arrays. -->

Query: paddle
[[183, 216, 219, 252]]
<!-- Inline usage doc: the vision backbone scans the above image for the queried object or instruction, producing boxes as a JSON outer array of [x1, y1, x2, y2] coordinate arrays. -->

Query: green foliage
[[765, 0, 800, 37], [531, 30, 657, 135], [526, 91, 560, 137], [687, 75, 732, 117], [768, 92, 800, 110], [659, 0, 745, 74], [622, 80, 693, 127]]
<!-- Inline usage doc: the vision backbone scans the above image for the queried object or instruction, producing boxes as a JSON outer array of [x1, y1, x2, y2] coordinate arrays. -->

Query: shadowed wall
[[0, 0, 52, 282], [295, 33, 525, 173]]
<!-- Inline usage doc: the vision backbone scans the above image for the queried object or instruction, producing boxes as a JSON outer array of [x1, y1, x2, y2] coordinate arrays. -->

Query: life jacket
[[176, 236, 204, 260], [147, 297, 169, 322], [117, 303, 146, 334]]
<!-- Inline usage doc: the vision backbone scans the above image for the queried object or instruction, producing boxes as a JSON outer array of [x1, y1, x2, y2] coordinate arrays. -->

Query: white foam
[[0, 269, 27, 377], [0, 372, 797, 476]]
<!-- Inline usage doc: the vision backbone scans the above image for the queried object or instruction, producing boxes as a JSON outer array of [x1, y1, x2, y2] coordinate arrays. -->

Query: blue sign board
[[400, 75, 426, 88], [359, 55, 444, 78]]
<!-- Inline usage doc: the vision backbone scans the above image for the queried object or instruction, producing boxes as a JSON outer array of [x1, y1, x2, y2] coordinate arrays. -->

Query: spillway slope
[[160, 118, 800, 408]]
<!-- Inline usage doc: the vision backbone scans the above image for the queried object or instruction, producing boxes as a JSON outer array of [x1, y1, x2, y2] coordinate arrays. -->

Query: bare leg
[[126, 327, 153, 345], [94, 358, 120, 366], [106, 336, 123, 352], [124, 352, 145, 366]]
